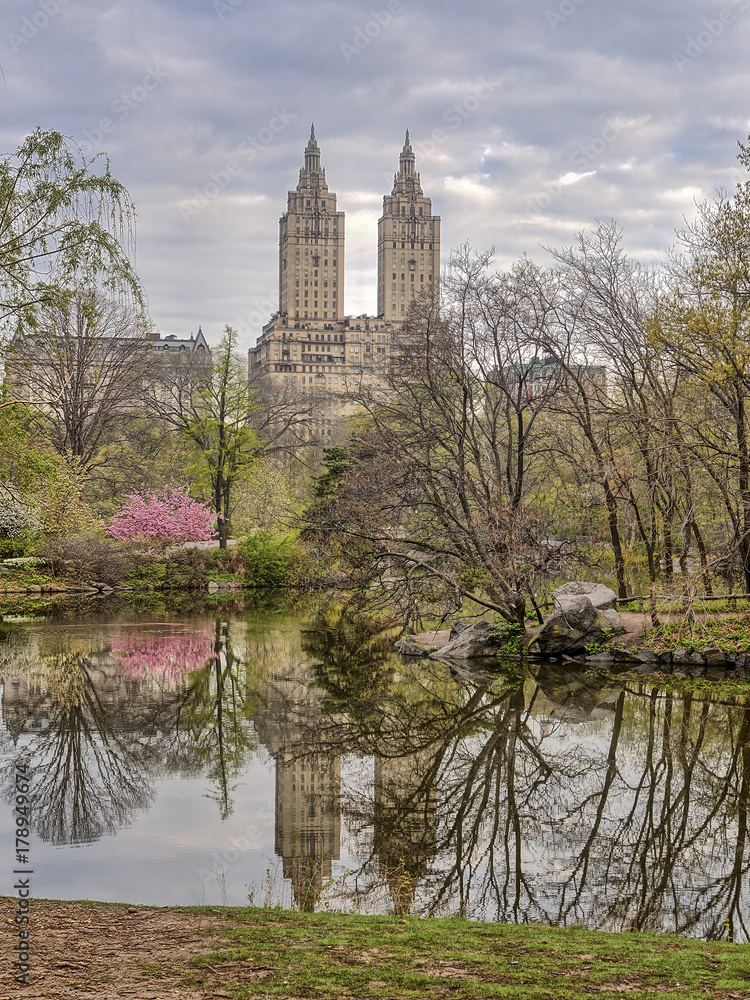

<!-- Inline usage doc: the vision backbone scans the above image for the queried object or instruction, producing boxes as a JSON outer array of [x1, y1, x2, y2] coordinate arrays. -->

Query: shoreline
[[1, 898, 747, 999]]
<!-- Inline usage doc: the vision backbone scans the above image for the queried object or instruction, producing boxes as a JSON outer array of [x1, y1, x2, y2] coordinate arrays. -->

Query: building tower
[[377, 130, 441, 322], [278, 125, 345, 322]]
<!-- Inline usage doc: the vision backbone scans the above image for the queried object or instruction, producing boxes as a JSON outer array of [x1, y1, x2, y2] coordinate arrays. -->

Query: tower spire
[[304, 124, 321, 173]]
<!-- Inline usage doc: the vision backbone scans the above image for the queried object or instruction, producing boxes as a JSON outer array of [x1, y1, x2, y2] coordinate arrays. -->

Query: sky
[[2, 0, 750, 354]]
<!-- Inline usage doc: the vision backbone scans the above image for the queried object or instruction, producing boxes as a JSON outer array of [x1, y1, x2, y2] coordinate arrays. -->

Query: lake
[[1, 595, 748, 941]]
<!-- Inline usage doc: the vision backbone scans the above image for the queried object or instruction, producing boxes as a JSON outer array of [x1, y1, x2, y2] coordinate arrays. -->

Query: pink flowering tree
[[104, 487, 216, 547]]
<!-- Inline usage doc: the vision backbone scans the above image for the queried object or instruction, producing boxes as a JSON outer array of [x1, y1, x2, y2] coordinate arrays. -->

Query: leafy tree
[[0, 128, 143, 331], [148, 325, 260, 548], [649, 138, 750, 590]]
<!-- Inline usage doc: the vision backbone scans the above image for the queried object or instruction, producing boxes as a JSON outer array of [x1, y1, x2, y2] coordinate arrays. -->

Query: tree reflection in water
[[7, 650, 165, 844], [0, 620, 260, 843], [299, 616, 750, 939], [176, 621, 259, 820]]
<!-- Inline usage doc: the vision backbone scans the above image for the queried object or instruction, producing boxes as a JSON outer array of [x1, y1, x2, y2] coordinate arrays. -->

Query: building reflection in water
[[253, 633, 342, 911], [374, 750, 438, 914]]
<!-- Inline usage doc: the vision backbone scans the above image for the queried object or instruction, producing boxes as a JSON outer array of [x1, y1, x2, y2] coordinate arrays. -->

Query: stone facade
[[248, 128, 440, 416], [377, 130, 441, 323]]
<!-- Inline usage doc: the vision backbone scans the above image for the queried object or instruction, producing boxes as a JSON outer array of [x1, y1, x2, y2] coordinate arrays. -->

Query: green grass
[[642, 613, 750, 654], [189, 906, 750, 999]]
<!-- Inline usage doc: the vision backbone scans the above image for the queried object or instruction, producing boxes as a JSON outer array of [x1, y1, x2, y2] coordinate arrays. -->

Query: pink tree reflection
[[111, 628, 216, 682]]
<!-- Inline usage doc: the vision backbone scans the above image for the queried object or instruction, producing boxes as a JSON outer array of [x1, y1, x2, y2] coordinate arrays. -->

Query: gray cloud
[[2, 0, 750, 351]]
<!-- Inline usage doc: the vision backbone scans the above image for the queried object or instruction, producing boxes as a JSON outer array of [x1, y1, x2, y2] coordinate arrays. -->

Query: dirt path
[[0, 900, 258, 1000]]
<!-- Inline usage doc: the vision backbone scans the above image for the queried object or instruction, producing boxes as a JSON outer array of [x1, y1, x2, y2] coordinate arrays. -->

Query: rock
[[672, 648, 690, 665], [584, 653, 614, 665], [600, 607, 625, 631], [449, 621, 472, 640], [26, 584, 42, 593], [207, 581, 219, 593], [529, 591, 625, 657], [552, 581, 618, 612], [658, 650, 673, 667], [703, 647, 725, 667], [394, 629, 450, 656], [395, 636, 428, 657], [433, 621, 499, 660]]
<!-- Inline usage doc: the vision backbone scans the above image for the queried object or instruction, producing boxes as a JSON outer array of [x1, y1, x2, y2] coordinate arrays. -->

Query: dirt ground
[[0, 900, 260, 1000]]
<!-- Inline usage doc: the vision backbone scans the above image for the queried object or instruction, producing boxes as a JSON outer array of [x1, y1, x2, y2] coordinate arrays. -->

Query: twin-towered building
[[248, 127, 441, 406]]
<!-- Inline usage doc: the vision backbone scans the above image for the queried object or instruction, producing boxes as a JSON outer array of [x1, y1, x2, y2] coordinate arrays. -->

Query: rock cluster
[[393, 580, 750, 681], [527, 581, 626, 657]]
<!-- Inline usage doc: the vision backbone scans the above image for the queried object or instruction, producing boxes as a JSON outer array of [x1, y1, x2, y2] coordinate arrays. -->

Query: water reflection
[[0, 607, 748, 940]]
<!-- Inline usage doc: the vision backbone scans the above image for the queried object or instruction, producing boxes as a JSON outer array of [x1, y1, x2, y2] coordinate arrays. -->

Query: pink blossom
[[111, 628, 215, 681], [104, 488, 216, 545]]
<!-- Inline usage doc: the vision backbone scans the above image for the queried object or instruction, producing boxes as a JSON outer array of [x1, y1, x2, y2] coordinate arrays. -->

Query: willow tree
[[0, 128, 143, 330]]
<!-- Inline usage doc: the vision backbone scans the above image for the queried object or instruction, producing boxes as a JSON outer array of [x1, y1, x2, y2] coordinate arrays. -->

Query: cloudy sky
[[2, 0, 749, 353]]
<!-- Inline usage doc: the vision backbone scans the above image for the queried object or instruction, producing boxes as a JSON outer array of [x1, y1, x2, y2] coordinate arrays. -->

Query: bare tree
[[6, 292, 149, 471], [302, 249, 563, 628]]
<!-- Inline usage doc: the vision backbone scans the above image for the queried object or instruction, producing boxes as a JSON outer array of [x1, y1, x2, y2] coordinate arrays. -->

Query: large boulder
[[528, 587, 625, 657], [432, 621, 500, 660], [552, 581, 617, 612]]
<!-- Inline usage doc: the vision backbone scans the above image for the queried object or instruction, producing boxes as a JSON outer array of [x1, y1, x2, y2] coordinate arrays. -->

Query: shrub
[[0, 539, 30, 559], [39, 534, 142, 586], [237, 531, 300, 588], [0, 488, 42, 539]]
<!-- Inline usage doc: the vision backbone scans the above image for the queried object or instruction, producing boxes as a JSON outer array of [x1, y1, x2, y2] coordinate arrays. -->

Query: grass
[[622, 598, 750, 615], [642, 613, 750, 654], [187, 906, 750, 999]]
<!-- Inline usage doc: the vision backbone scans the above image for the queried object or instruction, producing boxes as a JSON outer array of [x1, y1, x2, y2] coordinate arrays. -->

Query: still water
[[1, 596, 748, 941]]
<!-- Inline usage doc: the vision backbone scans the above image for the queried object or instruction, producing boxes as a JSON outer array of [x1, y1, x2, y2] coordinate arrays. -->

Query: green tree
[[0, 128, 143, 330], [649, 137, 750, 591], [152, 326, 260, 548]]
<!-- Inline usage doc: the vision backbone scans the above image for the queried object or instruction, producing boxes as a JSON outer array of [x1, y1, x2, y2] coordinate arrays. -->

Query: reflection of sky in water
[[0, 611, 748, 941]]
